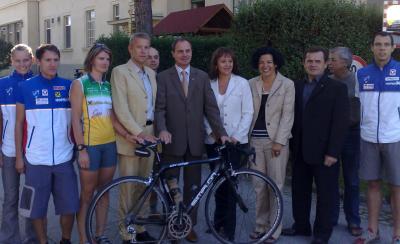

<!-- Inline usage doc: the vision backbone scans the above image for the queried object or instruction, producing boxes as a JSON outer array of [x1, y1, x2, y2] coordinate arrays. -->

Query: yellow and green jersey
[[79, 74, 115, 146]]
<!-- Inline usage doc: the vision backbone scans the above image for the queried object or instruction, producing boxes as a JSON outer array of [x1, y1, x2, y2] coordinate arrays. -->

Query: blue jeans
[[332, 127, 361, 226]]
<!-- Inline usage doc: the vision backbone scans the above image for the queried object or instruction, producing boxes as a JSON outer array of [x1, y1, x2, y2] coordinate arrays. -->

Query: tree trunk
[[134, 0, 153, 35]]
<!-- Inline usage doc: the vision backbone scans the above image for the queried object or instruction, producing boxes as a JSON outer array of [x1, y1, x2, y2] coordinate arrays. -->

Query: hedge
[[97, 32, 230, 79], [98, 0, 397, 80], [231, 0, 383, 79]]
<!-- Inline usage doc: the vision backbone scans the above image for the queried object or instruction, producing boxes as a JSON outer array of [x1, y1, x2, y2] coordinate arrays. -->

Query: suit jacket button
[[267, 122, 270, 126], [224, 123, 227, 125]]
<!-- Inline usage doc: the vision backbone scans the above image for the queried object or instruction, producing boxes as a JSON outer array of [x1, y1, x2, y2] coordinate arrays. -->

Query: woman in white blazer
[[248, 47, 295, 243], [204, 47, 253, 241]]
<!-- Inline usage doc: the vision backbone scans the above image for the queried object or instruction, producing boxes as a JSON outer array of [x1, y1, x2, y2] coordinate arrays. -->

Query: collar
[[372, 58, 395, 70], [129, 59, 146, 74], [175, 65, 190, 76], [38, 73, 58, 82], [10, 70, 33, 80], [87, 73, 106, 84], [306, 74, 323, 83]]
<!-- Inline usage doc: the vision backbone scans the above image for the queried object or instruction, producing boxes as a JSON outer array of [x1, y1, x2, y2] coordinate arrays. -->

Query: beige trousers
[[250, 137, 288, 239], [118, 137, 154, 239]]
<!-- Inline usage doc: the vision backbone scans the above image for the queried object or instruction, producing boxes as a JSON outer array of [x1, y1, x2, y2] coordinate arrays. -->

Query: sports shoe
[[393, 236, 400, 244], [353, 228, 380, 244]]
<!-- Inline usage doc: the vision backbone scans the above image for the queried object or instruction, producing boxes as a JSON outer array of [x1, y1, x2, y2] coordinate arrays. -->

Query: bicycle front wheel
[[205, 169, 283, 244], [85, 176, 169, 243]]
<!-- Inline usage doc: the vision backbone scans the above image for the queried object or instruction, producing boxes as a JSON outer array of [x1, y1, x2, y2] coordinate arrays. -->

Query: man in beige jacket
[[111, 32, 157, 243]]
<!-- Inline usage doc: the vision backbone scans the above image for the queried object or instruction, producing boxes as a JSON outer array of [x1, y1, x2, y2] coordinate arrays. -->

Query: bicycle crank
[[167, 211, 192, 239]]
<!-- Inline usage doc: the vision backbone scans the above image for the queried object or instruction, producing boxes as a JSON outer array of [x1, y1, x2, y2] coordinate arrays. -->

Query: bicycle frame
[[129, 144, 232, 226]]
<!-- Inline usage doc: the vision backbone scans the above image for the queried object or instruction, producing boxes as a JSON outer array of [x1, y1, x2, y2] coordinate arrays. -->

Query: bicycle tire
[[204, 169, 283, 244], [85, 176, 169, 243]]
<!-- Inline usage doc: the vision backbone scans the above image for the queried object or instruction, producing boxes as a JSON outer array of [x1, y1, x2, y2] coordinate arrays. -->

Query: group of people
[[0, 30, 398, 244]]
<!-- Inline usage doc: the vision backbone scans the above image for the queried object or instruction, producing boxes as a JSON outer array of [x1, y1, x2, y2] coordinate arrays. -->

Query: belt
[[146, 120, 153, 126]]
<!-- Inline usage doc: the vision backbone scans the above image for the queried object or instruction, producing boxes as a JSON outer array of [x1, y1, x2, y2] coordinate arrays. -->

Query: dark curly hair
[[251, 47, 285, 71]]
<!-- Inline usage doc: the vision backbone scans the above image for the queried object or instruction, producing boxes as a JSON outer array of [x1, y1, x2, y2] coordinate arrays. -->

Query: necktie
[[181, 70, 188, 97]]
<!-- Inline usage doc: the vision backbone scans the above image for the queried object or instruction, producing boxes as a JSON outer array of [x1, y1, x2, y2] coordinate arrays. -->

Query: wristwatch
[[76, 144, 87, 151]]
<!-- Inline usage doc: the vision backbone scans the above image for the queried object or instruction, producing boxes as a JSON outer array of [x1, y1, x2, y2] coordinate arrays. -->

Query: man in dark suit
[[155, 38, 229, 242], [282, 47, 349, 244]]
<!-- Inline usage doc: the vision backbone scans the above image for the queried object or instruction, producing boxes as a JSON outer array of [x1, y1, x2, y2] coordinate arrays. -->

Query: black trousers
[[291, 149, 339, 242], [205, 143, 247, 239], [162, 149, 202, 225]]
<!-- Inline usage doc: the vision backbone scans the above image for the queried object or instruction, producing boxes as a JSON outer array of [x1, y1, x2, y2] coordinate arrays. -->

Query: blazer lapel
[[187, 68, 197, 100], [308, 76, 328, 102], [223, 75, 236, 98], [126, 61, 146, 94], [268, 73, 283, 100]]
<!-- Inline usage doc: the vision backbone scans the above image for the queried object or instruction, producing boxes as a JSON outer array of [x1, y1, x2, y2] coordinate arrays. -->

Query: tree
[[134, 0, 153, 35], [0, 39, 13, 70]]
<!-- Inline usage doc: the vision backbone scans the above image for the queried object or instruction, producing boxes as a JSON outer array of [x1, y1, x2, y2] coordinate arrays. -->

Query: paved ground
[[0, 165, 393, 244]]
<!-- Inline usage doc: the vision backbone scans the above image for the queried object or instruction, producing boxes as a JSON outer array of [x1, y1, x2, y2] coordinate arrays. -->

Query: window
[[113, 4, 120, 20], [191, 0, 205, 8], [44, 19, 51, 43], [15, 22, 21, 43], [86, 10, 95, 47], [64, 15, 71, 48], [0, 22, 23, 44]]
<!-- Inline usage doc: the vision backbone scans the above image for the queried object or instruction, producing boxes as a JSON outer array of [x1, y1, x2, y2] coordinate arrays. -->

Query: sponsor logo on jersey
[[53, 86, 66, 91], [390, 69, 397, 76], [35, 97, 49, 105], [42, 89, 48, 96], [55, 91, 61, 98]]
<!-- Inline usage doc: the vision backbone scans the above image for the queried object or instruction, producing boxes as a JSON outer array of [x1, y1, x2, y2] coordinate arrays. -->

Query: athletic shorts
[[80, 142, 117, 171], [19, 159, 79, 219], [360, 139, 400, 186]]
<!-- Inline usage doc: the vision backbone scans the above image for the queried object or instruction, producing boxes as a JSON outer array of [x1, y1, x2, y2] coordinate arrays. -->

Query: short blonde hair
[[10, 44, 33, 58]]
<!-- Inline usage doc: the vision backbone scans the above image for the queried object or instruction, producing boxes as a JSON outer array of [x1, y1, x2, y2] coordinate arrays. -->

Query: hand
[[271, 143, 283, 158], [78, 150, 90, 169], [125, 133, 144, 144], [230, 137, 239, 144], [159, 130, 172, 144], [15, 157, 25, 174], [220, 135, 231, 144], [324, 155, 338, 167], [138, 132, 158, 143]]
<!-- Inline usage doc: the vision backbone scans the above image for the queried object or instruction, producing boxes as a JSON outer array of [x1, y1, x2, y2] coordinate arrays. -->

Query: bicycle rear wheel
[[85, 176, 169, 243], [205, 169, 283, 244]]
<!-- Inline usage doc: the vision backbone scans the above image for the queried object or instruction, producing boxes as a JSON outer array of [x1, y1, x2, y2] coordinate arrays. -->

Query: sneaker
[[353, 228, 380, 244], [393, 236, 400, 244]]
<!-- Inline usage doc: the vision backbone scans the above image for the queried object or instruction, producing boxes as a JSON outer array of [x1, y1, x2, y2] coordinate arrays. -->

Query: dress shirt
[[302, 75, 322, 110], [132, 62, 153, 121], [175, 65, 191, 84]]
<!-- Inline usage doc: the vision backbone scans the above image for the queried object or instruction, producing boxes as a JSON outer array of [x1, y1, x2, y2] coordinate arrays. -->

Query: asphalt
[[0, 165, 393, 244]]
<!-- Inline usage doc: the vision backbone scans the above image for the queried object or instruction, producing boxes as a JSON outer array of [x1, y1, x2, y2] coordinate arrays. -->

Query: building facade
[[0, 0, 378, 78], [0, 0, 247, 78]]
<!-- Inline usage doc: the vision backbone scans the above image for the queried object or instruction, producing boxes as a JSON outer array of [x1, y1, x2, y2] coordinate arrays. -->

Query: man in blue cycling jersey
[[15, 44, 79, 244]]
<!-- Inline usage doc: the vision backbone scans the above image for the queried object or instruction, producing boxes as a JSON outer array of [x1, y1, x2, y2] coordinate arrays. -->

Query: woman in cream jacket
[[249, 47, 295, 243], [204, 47, 253, 241]]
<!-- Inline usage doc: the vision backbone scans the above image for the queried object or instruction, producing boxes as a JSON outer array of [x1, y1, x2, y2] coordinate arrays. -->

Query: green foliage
[[152, 35, 231, 72], [0, 39, 13, 70], [231, 0, 383, 79], [96, 32, 230, 77]]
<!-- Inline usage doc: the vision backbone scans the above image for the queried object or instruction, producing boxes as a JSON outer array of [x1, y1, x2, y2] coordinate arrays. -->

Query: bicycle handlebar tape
[[167, 178, 183, 205]]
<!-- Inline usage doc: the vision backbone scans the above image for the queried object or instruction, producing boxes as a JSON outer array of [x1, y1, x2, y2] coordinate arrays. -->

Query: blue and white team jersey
[[0, 70, 33, 157], [357, 59, 400, 143], [16, 74, 73, 166]]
